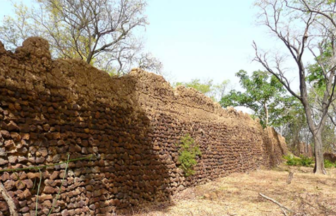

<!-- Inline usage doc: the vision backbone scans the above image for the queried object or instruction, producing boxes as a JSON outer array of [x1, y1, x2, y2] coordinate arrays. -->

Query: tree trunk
[[264, 103, 268, 126], [313, 131, 326, 174], [0, 182, 18, 216], [302, 101, 326, 174]]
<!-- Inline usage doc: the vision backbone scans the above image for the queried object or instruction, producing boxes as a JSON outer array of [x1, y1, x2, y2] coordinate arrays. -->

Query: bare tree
[[0, 182, 17, 216], [329, 104, 336, 126], [0, 0, 153, 75], [137, 52, 164, 75], [253, 0, 336, 174]]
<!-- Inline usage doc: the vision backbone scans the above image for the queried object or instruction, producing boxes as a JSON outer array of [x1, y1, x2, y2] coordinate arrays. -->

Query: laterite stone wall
[[0, 37, 287, 215]]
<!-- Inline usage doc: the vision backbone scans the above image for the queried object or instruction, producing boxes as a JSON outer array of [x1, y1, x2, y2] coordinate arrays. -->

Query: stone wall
[[0, 37, 287, 215], [294, 141, 313, 158], [262, 127, 288, 166], [324, 152, 336, 163]]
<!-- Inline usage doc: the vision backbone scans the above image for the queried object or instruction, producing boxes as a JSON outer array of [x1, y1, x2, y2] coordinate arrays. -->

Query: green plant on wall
[[176, 134, 202, 176]]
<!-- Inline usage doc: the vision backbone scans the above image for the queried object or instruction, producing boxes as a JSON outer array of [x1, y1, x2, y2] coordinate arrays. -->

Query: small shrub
[[324, 159, 336, 168], [284, 154, 298, 166], [176, 134, 202, 177], [284, 154, 313, 167], [299, 155, 313, 167], [283, 154, 294, 161], [286, 157, 300, 166]]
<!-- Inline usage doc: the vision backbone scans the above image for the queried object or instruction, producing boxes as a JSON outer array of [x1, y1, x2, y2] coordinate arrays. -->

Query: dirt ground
[[130, 164, 336, 216]]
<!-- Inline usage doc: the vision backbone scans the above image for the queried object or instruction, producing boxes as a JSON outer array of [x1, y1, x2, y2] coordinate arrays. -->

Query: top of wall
[[0, 37, 260, 128]]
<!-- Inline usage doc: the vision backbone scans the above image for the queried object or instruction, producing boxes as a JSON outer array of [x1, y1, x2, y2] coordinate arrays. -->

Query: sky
[[144, 0, 276, 85], [0, 0, 281, 87]]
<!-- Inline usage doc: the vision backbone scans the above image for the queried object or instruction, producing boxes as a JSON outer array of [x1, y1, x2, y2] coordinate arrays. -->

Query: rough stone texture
[[262, 127, 288, 166], [324, 152, 336, 163], [0, 37, 287, 215], [294, 141, 313, 158]]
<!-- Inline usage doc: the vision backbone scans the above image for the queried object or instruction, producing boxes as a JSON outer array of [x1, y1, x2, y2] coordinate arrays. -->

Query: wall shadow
[[0, 83, 172, 215]]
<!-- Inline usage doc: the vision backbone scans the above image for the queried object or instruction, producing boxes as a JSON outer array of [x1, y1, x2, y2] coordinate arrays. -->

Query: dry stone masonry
[[294, 141, 313, 158], [0, 37, 288, 215]]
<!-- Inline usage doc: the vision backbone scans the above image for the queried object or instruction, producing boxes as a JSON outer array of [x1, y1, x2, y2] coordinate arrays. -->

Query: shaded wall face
[[262, 127, 288, 167], [0, 86, 171, 215], [0, 37, 287, 215], [324, 152, 336, 163], [0, 38, 171, 215], [294, 141, 313, 158]]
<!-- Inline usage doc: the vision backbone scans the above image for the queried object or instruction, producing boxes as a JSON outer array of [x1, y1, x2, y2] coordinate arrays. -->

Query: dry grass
[[130, 164, 336, 216]]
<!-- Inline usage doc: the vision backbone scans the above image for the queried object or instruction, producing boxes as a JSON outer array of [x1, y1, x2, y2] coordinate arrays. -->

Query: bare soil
[[131, 164, 336, 216]]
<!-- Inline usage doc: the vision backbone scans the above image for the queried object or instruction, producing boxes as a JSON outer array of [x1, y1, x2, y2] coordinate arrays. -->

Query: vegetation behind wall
[[0, 37, 287, 215]]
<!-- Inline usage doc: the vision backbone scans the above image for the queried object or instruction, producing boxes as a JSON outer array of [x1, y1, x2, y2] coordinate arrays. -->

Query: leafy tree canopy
[[220, 70, 302, 128], [175, 79, 213, 95]]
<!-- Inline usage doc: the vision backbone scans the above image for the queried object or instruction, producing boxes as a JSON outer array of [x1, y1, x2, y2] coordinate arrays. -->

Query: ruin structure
[[0, 38, 287, 215]]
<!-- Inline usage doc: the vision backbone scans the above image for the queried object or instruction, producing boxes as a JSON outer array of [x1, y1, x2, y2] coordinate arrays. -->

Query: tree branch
[[0, 182, 18, 216], [259, 193, 292, 216]]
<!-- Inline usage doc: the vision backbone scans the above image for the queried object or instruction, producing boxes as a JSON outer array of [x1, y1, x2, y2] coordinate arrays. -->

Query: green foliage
[[285, 158, 300, 166], [306, 63, 326, 89], [284, 154, 313, 167], [220, 70, 302, 128], [282, 108, 308, 152], [305, 42, 336, 150], [176, 134, 202, 177], [324, 159, 336, 168], [299, 155, 314, 167], [306, 42, 334, 88], [175, 79, 213, 95], [284, 154, 300, 166], [174, 78, 230, 102]]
